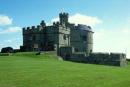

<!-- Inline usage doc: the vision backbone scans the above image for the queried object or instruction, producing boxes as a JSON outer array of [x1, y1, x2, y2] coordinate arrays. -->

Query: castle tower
[[40, 20, 46, 27], [59, 12, 69, 26], [86, 28, 93, 56]]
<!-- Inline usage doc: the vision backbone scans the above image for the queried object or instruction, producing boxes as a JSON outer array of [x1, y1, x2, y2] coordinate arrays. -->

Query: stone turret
[[59, 12, 69, 26], [40, 20, 46, 27]]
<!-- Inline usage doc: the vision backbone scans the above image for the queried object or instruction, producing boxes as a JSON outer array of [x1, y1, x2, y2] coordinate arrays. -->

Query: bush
[[1, 47, 13, 53]]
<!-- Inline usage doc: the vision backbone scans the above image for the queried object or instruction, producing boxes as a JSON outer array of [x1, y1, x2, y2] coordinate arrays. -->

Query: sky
[[0, 0, 130, 57]]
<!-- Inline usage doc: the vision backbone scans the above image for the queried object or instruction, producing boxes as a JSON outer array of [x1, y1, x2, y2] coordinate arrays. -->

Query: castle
[[21, 12, 93, 56], [21, 12, 127, 67]]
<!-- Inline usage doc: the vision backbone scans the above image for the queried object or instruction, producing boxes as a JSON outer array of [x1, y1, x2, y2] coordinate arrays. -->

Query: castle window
[[75, 48, 79, 52], [28, 35, 33, 41], [81, 35, 87, 41], [90, 49, 92, 53], [63, 34, 67, 40], [33, 36, 36, 41]]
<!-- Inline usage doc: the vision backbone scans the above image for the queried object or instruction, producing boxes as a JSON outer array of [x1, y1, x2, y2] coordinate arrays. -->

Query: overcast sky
[[0, 0, 130, 57]]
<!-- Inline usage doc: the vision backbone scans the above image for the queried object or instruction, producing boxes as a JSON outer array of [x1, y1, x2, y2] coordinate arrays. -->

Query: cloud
[[0, 15, 22, 50], [0, 15, 12, 26], [0, 15, 21, 34], [3, 38, 21, 43], [6, 27, 22, 33], [69, 13, 103, 26], [94, 27, 130, 58], [52, 13, 103, 27], [5, 40, 13, 43], [0, 27, 22, 34], [0, 38, 22, 51]]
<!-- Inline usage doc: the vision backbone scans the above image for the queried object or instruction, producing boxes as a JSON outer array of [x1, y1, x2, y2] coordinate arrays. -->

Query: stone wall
[[67, 53, 86, 62], [87, 53, 127, 66], [59, 48, 127, 67]]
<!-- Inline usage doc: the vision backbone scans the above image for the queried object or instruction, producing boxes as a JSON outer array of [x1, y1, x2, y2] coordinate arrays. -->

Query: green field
[[0, 52, 130, 87]]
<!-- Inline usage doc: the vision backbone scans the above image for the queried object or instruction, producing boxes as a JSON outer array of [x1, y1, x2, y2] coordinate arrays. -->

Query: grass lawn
[[0, 52, 130, 87]]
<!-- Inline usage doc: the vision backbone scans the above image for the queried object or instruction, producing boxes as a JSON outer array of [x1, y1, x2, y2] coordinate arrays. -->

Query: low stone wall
[[59, 47, 127, 67], [68, 53, 86, 62], [87, 53, 127, 66], [60, 52, 127, 67]]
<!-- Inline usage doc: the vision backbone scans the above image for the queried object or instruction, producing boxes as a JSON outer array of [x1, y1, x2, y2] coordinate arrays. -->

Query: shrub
[[1, 47, 13, 53]]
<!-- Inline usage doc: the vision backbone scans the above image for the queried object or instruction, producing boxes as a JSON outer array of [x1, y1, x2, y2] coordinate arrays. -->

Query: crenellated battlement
[[53, 21, 60, 27], [23, 26, 41, 34], [59, 12, 69, 25], [22, 20, 47, 34], [59, 12, 69, 18]]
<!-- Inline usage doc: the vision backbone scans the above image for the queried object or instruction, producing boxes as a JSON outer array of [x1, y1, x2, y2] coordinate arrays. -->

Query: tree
[[1, 47, 13, 53]]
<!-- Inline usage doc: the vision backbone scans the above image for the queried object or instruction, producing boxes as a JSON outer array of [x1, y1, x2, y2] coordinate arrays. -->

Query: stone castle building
[[21, 12, 93, 56], [21, 12, 127, 67]]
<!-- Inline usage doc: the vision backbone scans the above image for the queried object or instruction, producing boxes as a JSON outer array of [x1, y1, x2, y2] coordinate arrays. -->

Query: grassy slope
[[0, 52, 130, 87]]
